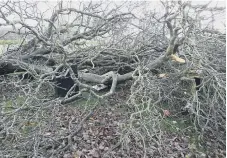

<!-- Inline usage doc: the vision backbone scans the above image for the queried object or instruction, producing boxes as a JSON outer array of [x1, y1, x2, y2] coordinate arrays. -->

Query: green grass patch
[[67, 91, 100, 110], [2, 96, 26, 113], [161, 116, 207, 153], [0, 40, 22, 45], [161, 116, 193, 133]]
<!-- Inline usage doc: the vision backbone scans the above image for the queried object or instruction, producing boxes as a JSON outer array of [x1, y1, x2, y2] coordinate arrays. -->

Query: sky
[[0, 0, 226, 32]]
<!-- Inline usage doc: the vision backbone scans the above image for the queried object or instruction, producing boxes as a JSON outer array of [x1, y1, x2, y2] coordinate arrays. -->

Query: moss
[[2, 96, 26, 113], [166, 45, 174, 55], [16, 96, 26, 105], [3, 100, 13, 112]]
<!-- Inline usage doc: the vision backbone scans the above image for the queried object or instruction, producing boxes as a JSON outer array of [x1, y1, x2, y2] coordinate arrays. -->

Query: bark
[[78, 71, 133, 84], [0, 59, 52, 76], [0, 59, 133, 84]]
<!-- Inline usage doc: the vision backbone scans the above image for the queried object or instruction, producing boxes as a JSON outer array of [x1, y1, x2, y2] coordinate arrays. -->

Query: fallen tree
[[0, 1, 225, 157], [0, 0, 192, 101]]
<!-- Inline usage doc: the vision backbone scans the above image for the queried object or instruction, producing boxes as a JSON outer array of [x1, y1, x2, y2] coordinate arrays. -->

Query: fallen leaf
[[163, 110, 170, 117]]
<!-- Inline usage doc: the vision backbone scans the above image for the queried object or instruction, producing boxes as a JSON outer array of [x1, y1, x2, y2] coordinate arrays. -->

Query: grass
[[67, 91, 100, 110], [161, 116, 193, 133], [158, 99, 208, 153], [161, 115, 207, 154], [0, 40, 23, 55], [2, 96, 26, 113], [0, 40, 22, 45]]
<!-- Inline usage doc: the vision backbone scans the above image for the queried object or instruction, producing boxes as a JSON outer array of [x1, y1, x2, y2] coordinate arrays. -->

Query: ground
[[0, 75, 225, 158], [52, 84, 225, 158]]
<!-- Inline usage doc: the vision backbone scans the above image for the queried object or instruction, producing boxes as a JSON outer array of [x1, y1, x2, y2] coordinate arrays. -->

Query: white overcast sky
[[39, 0, 226, 31], [0, 0, 226, 32]]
